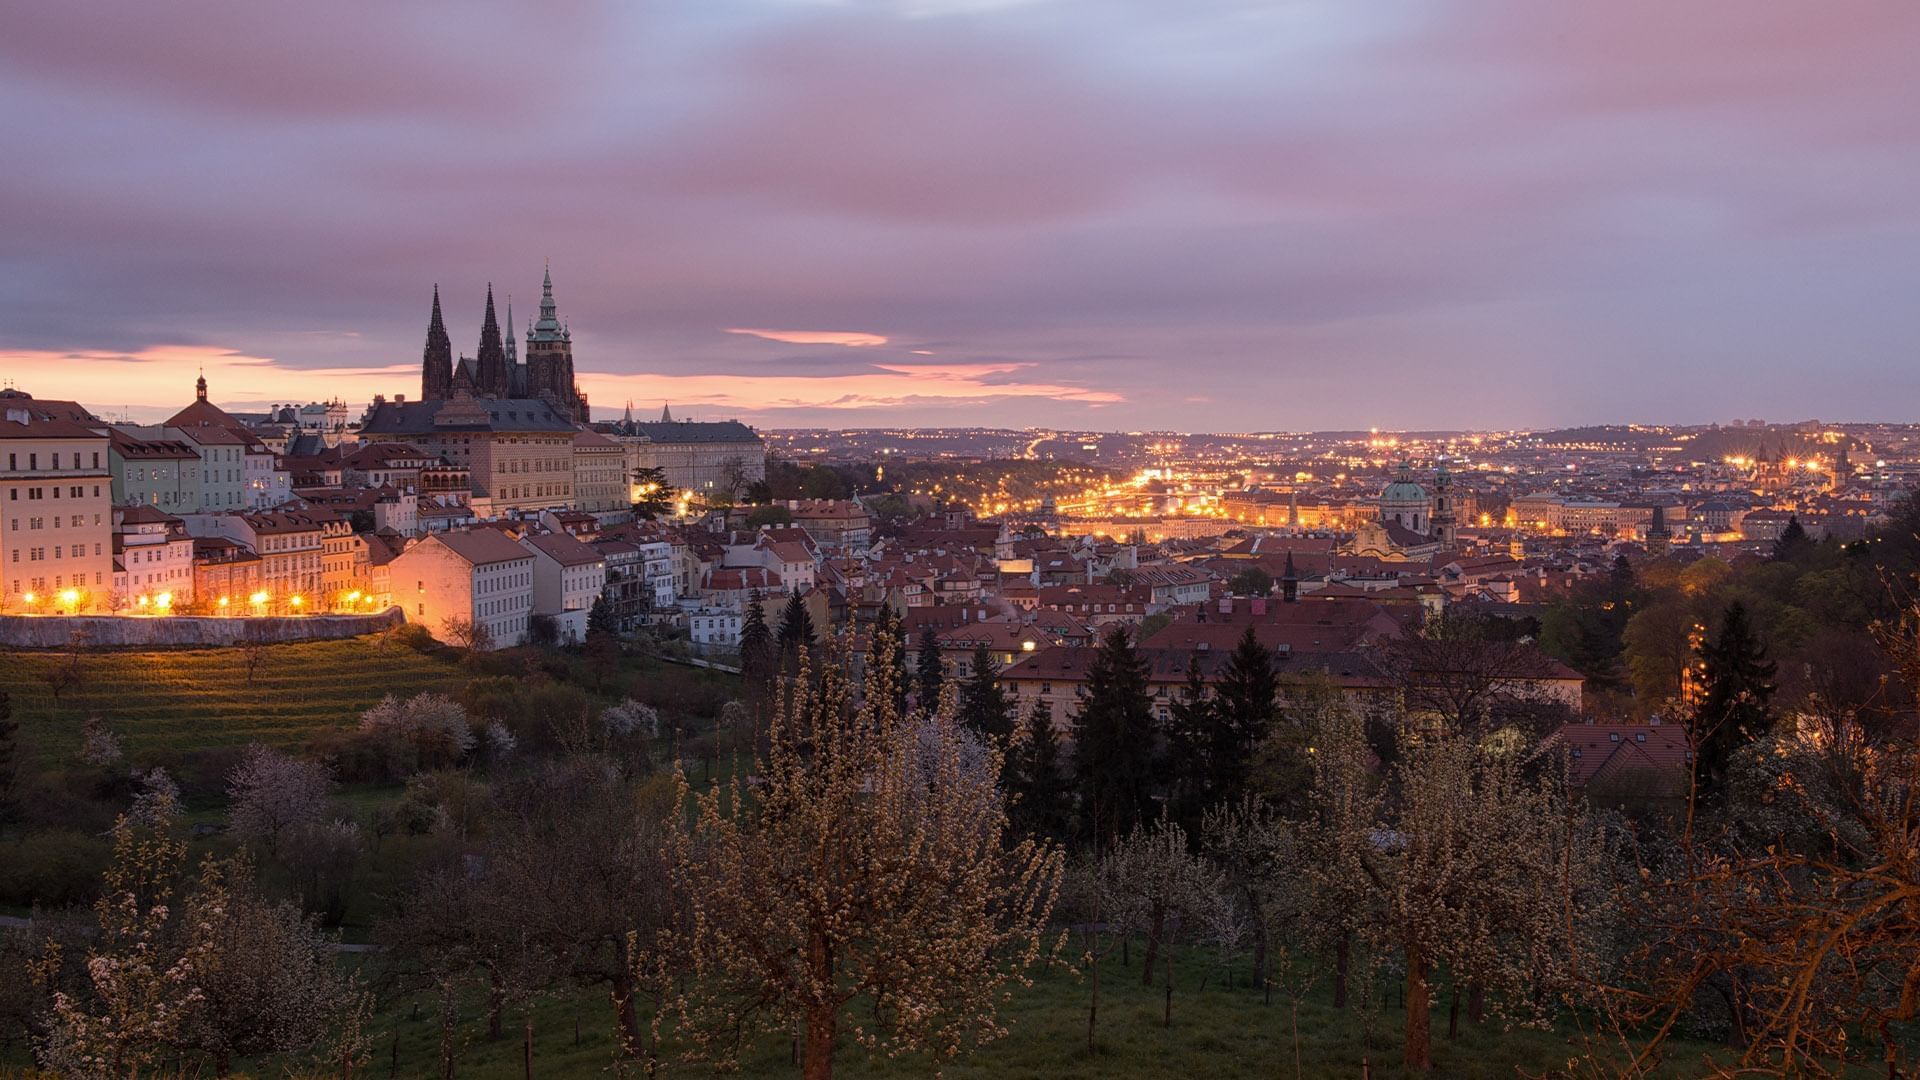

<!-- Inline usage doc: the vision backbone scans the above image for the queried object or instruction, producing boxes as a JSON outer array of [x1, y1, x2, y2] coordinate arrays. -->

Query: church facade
[[419, 266, 589, 423]]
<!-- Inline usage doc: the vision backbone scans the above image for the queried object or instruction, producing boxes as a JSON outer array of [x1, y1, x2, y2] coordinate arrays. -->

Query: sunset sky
[[4, 1, 1918, 430]]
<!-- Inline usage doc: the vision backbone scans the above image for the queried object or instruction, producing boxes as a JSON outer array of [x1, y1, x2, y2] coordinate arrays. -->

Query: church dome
[[1379, 464, 1428, 505]]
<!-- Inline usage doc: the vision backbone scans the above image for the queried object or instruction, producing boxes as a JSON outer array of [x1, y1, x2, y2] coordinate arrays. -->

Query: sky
[[3, 0, 1918, 431]]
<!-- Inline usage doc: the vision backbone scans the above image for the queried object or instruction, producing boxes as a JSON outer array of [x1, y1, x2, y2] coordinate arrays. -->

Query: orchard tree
[[226, 745, 333, 860], [665, 635, 1061, 1080], [1098, 816, 1228, 1026], [1310, 720, 1604, 1073]]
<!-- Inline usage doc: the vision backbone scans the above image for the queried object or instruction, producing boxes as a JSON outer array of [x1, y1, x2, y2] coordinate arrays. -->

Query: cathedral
[[419, 265, 590, 423]]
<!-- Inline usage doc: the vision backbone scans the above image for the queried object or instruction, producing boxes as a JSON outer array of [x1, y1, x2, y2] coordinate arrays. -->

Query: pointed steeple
[[1281, 551, 1299, 603], [503, 295, 517, 366], [475, 283, 508, 396], [422, 284, 454, 399], [195, 368, 208, 402], [622, 399, 633, 425], [660, 401, 675, 423]]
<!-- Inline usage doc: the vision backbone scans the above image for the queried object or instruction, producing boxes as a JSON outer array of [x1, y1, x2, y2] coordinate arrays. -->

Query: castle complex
[[419, 265, 589, 423]]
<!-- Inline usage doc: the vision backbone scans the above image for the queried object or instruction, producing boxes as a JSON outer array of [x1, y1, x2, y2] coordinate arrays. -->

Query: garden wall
[[0, 609, 404, 649]]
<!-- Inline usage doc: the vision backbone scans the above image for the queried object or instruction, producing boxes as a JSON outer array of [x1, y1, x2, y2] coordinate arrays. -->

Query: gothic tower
[[474, 284, 509, 397], [421, 285, 453, 400]]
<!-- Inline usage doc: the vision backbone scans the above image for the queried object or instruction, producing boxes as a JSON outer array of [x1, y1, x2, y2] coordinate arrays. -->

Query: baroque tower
[[525, 263, 587, 421], [421, 285, 453, 400]]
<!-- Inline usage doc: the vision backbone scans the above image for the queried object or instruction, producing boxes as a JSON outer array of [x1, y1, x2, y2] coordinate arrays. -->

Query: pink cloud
[[725, 328, 890, 347]]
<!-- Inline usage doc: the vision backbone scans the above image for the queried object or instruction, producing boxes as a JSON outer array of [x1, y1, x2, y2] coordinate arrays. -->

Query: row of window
[[8, 514, 104, 530], [10, 485, 103, 501], [14, 543, 105, 561], [7, 452, 103, 471], [7, 572, 104, 592]]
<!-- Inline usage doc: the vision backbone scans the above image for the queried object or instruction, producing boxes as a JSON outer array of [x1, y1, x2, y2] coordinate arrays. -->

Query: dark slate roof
[[361, 397, 578, 434], [629, 420, 761, 443]]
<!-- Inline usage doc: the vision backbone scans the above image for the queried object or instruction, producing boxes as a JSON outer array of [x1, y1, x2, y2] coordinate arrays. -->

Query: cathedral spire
[[475, 283, 508, 396], [422, 284, 454, 400], [661, 401, 674, 423]]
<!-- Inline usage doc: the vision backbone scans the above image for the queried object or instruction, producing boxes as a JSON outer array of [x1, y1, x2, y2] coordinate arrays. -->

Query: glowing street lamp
[[290, 595, 304, 612], [154, 592, 172, 613], [60, 589, 81, 614]]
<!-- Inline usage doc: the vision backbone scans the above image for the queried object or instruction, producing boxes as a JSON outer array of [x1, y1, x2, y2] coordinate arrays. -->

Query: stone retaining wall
[[0, 609, 405, 649]]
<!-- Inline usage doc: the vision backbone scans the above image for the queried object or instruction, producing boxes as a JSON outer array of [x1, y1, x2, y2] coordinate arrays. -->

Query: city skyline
[[6, 1, 1920, 429]]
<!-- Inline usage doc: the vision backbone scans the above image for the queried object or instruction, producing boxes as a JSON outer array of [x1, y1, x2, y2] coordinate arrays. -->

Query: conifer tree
[[915, 624, 945, 714], [1164, 654, 1214, 836], [1211, 625, 1280, 805], [957, 644, 1015, 746], [1073, 626, 1160, 846], [738, 591, 773, 680], [1690, 599, 1778, 798], [1009, 697, 1072, 844], [1772, 514, 1813, 562], [776, 591, 815, 670]]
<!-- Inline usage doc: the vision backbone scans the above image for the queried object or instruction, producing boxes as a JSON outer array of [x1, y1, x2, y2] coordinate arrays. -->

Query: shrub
[[0, 830, 111, 908]]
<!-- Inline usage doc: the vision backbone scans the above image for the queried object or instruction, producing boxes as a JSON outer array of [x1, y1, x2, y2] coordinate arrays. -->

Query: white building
[[521, 531, 607, 643], [0, 391, 114, 612], [390, 529, 536, 649], [688, 607, 743, 650], [111, 506, 196, 608]]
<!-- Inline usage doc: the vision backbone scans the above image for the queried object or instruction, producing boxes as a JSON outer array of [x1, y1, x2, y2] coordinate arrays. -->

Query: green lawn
[[0, 636, 469, 767], [346, 950, 1728, 1080]]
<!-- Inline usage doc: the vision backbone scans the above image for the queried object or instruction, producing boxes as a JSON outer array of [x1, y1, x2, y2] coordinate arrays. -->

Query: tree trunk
[[1447, 984, 1460, 1040], [1467, 981, 1485, 1025], [523, 1017, 534, 1080], [1333, 933, 1351, 1009], [1087, 926, 1101, 1054], [802, 1003, 838, 1080], [1163, 939, 1173, 1028], [487, 969, 505, 1041], [1250, 902, 1269, 993], [1404, 943, 1432, 1073], [215, 1050, 232, 1077], [610, 966, 646, 1060], [1290, 1000, 1302, 1080], [1141, 904, 1163, 987]]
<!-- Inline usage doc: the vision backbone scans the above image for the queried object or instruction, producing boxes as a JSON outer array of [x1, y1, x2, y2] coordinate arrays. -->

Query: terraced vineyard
[[0, 636, 469, 766]]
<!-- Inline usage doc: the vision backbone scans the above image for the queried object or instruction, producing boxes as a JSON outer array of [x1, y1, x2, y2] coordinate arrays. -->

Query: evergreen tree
[[1689, 600, 1778, 798], [739, 590, 773, 680], [1009, 697, 1072, 844], [630, 465, 679, 520], [1163, 653, 1215, 836], [1072, 626, 1160, 846], [958, 644, 1015, 747], [1608, 554, 1636, 596], [776, 591, 815, 670], [1211, 625, 1280, 805], [586, 591, 618, 637], [916, 625, 945, 714], [1772, 515, 1813, 562]]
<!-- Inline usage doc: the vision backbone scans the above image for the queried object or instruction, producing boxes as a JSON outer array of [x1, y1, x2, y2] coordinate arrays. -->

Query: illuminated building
[[0, 390, 113, 612]]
